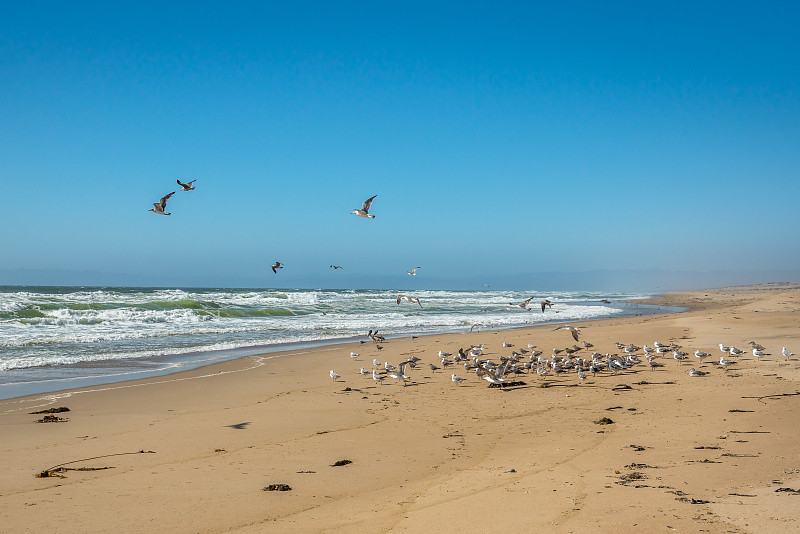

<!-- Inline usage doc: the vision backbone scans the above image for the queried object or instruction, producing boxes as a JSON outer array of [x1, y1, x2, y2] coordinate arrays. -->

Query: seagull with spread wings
[[397, 294, 422, 307], [509, 296, 535, 310], [177, 179, 196, 191], [350, 195, 377, 218], [149, 192, 175, 215]]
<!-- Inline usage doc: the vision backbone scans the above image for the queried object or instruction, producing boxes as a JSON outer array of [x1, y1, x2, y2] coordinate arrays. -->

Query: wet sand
[[1, 284, 799, 533]]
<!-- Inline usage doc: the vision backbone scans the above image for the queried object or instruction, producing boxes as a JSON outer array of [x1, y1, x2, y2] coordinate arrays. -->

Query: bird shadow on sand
[[225, 422, 251, 430]]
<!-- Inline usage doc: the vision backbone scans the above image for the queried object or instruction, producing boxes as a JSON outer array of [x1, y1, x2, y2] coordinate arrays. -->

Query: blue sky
[[2, 1, 799, 289]]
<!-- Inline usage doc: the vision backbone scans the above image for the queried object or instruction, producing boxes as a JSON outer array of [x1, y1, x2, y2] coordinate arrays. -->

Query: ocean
[[0, 286, 667, 399]]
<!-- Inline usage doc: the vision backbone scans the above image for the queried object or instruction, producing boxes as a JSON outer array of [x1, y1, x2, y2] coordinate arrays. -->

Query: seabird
[[719, 356, 735, 370], [397, 294, 422, 307], [271, 262, 283, 273], [540, 300, 553, 312], [470, 323, 482, 332], [350, 194, 377, 219], [149, 191, 175, 215], [694, 350, 711, 360], [372, 370, 386, 385], [177, 179, 196, 191], [554, 325, 581, 342], [330, 370, 339, 382], [350, 352, 359, 360], [752, 348, 768, 360], [429, 363, 440, 373], [728, 347, 745, 357], [451, 374, 465, 386], [330, 265, 343, 269], [407, 267, 421, 276], [783, 347, 795, 360], [509, 296, 535, 310], [689, 368, 708, 377]]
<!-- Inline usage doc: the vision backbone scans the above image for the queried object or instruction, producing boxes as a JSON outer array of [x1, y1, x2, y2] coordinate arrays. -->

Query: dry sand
[[1, 285, 799, 533]]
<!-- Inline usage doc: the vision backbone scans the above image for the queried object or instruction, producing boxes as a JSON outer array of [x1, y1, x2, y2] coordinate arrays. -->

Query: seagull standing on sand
[[783, 347, 795, 360], [752, 348, 768, 360], [719, 356, 735, 370], [271, 262, 283, 273], [689, 368, 708, 377], [407, 267, 421, 276], [350, 195, 377, 218], [149, 192, 175, 215], [397, 294, 422, 307], [177, 179, 196, 191], [695, 350, 710, 361], [330, 370, 340, 382], [451, 374, 465, 386], [372, 370, 386, 385], [350, 352, 359, 361]]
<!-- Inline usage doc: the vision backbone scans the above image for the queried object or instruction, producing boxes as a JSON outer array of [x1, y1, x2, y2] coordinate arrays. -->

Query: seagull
[[728, 347, 745, 357], [372, 358, 381, 367], [470, 323, 482, 332], [673, 351, 687, 365], [397, 294, 422, 307], [429, 363, 440, 373], [694, 350, 711, 360], [350, 352, 359, 361], [407, 267, 421, 276], [360, 367, 370, 376], [748, 341, 766, 351], [719, 356, 735, 370], [177, 179, 196, 191], [451, 374, 465, 386], [752, 348, 768, 360], [783, 347, 795, 360], [372, 370, 386, 385], [509, 296, 535, 310], [719, 343, 730, 353], [330, 265, 343, 270], [554, 325, 581, 342], [271, 262, 283, 274], [438, 350, 451, 358], [389, 362, 411, 386], [350, 194, 377, 219], [502, 342, 513, 348], [689, 368, 708, 377], [540, 300, 553, 312], [330, 370, 340, 382], [149, 192, 175, 215]]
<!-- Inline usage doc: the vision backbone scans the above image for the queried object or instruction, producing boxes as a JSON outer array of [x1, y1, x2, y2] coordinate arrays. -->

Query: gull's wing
[[397, 295, 404, 304], [521, 296, 535, 306], [159, 191, 175, 208], [361, 194, 377, 213], [541, 301, 547, 312], [187, 180, 196, 186], [571, 329, 580, 341], [177, 179, 187, 188]]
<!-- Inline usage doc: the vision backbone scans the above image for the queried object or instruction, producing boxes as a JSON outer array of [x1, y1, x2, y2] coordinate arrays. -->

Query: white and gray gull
[[350, 195, 378, 218], [149, 191, 175, 215]]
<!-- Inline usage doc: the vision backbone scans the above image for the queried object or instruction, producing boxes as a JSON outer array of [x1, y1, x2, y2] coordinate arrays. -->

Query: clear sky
[[2, 1, 799, 289]]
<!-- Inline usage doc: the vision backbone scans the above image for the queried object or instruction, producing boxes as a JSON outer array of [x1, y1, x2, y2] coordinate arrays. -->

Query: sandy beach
[[1, 284, 799, 533]]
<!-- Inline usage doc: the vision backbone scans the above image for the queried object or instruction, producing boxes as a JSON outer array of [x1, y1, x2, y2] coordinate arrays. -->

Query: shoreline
[[1, 285, 798, 533], [0, 299, 681, 401]]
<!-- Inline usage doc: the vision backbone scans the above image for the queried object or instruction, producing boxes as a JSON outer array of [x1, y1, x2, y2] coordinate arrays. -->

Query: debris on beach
[[616, 471, 647, 485], [775, 487, 800, 494], [30, 407, 70, 414], [36, 414, 68, 423], [594, 417, 614, 425], [331, 459, 352, 467], [263, 484, 292, 491]]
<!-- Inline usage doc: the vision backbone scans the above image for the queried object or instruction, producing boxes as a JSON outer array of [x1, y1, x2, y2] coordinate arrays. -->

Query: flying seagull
[[177, 179, 196, 191], [509, 296, 535, 310], [554, 324, 581, 341], [271, 262, 283, 273], [407, 267, 421, 276], [330, 265, 343, 269], [540, 299, 553, 312], [149, 192, 175, 215], [397, 294, 422, 307], [350, 195, 377, 218]]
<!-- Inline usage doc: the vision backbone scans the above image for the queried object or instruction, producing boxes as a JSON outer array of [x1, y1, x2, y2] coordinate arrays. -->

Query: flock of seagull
[[328, 328, 796, 390]]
